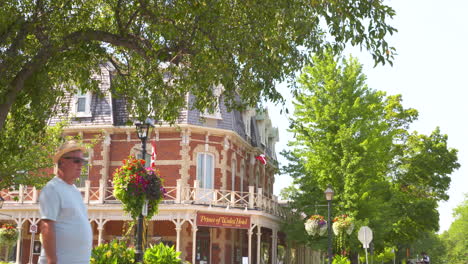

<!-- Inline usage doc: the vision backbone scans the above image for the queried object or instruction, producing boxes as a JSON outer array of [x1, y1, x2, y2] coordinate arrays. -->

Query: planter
[[113, 156, 164, 219], [332, 214, 354, 236], [305, 215, 327, 237], [0, 224, 18, 246]]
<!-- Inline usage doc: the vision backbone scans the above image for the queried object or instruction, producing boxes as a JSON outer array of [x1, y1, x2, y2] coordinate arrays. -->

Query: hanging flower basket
[[0, 224, 19, 246], [113, 156, 164, 219], [332, 214, 354, 236], [304, 215, 328, 237]]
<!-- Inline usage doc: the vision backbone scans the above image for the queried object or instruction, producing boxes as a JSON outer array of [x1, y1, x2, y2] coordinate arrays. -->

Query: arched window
[[197, 153, 214, 189]]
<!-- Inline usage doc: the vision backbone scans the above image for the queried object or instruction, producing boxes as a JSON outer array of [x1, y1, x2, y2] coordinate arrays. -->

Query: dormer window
[[202, 85, 223, 120], [74, 91, 92, 117], [243, 114, 251, 137]]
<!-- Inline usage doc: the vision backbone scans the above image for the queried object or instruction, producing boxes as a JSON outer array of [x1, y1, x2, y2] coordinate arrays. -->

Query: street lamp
[[135, 121, 152, 263], [324, 185, 334, 264]]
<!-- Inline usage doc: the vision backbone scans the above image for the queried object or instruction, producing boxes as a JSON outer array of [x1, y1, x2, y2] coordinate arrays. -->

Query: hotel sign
[[197, 213, 250, 229]]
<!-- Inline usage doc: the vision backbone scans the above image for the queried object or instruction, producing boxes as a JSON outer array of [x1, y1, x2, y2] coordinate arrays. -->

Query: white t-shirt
[[38, 177, 92, 264]]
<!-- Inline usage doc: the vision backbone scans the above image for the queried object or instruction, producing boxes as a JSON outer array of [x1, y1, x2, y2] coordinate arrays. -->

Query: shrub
[[144, 243, 181, 264], [332, 255, 351, 264], [90, 240, 135, 264]]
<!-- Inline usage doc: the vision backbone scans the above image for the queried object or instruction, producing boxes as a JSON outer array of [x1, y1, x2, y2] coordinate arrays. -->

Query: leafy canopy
[[0, 0, 398, 125], [440, 195, 468, 264], [281, 52, 460, 254], [0, 0, 397, 187]]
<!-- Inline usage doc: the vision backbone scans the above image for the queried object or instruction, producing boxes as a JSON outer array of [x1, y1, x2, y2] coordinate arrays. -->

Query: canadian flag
[[150, 141, 157, 168], [255, 154, 267, 165]]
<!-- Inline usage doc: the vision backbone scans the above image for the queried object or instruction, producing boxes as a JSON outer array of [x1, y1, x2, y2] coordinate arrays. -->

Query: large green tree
[[440, 195, 468, 264], [281, 53, 459, 259], [407, 231, 446, 264], [0, 0, 397, 188]]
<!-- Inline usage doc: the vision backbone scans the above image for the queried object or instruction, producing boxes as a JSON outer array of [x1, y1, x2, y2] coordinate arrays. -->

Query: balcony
[[0, 180, 287, 218]]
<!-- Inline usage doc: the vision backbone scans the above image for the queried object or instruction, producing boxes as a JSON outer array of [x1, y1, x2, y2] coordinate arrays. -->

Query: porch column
[[97, 226, 104, 245], [171, 218, 184, 253], [192, 225, 198, 264], [272, 229, 278, 264], [248, 227, 254, 264], [175, 226, 182, 252], [13, 216, 26, 264], [15, 226, 22, 264], [95, 219, 108, 245], [256, 226, 262, 264]]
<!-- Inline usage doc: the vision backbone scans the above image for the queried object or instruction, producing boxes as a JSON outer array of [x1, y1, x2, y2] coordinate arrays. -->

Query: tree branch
[[0, 20, 33, 75], [0, 44, 56, 131], [0, 28, 180, 130], [115, 0, 124, 34], [65, 30, 152, 59], [125, 9, 140, 32]]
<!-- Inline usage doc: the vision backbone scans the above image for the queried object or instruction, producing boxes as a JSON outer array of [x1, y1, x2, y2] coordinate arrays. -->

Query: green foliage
[[374, 247, 396, 263], [405, 231, 446, 264], [282, 52, 460, 255], [113, 156, 163, 219], [0, 120, 103, 190], [143, 243, 181, 264], [0, 121, 65, 190], [332, 255, 350, 264], [440, 195, 468, 264], [332, 214, 354, 253], [90, 240, 135, 264], [0, 224, 18, 246], [0, 0, 398, 188]]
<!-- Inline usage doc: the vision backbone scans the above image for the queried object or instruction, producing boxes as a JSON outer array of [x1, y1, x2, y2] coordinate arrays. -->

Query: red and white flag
[[150, 141, 157, 168], [255, 154, 267, 165]]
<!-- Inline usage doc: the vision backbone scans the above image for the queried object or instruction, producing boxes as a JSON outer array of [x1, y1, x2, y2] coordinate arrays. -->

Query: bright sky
[[270, 0, 467, 233]]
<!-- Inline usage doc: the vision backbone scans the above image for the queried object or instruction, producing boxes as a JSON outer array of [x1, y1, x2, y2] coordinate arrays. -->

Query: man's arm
[[40, 219, 57, 264]]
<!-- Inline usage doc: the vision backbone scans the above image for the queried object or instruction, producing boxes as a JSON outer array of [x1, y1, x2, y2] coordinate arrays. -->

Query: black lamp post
[[135, 121, 151, 263], [325, 185, 334, 264]]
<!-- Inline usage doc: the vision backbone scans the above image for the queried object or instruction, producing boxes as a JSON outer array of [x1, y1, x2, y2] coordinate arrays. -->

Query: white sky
[[269, 0, 467, 233]]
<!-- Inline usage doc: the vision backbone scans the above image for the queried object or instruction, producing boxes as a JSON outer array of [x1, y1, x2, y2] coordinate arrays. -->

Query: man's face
[[59, 150, 86, 182]]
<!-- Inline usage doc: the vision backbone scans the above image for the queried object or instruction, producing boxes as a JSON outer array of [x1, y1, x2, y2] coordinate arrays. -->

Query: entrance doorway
[[196, 227, 211, 264]]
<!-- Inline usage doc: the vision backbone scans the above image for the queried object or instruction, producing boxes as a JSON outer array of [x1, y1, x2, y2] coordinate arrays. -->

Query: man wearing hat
[[38, 141, 92, 264]]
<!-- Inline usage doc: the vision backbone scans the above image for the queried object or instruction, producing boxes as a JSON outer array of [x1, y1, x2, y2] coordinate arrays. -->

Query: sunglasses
[[62, 157, 87, 164]]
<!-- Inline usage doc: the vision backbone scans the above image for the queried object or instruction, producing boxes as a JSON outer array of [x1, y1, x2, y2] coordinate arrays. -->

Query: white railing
[[0, 179, 287, 217]]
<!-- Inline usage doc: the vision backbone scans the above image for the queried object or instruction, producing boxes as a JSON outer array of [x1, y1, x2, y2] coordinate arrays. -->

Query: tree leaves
[[282, 52, 460, 253], [0, 0, 400, 187], [441, 195, 468, 263]]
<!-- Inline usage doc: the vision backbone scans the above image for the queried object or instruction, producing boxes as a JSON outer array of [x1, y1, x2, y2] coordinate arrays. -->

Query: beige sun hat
[[53, 140, 87, 163]]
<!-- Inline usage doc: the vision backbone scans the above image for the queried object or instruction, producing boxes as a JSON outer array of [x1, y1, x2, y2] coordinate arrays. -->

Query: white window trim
[[231, 159, 236, 191], [130, 145, 151, 166], [243, 113, 251, 137], [197, 152, 215, 189], [201, 85, 223, 120], [240, 164, 245, 193], [75, 163, 89, 189], [73, 91, 92, 117]]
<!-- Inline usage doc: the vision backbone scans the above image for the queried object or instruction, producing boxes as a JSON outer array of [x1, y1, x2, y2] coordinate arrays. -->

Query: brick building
[[0, 65, 324, 264]]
